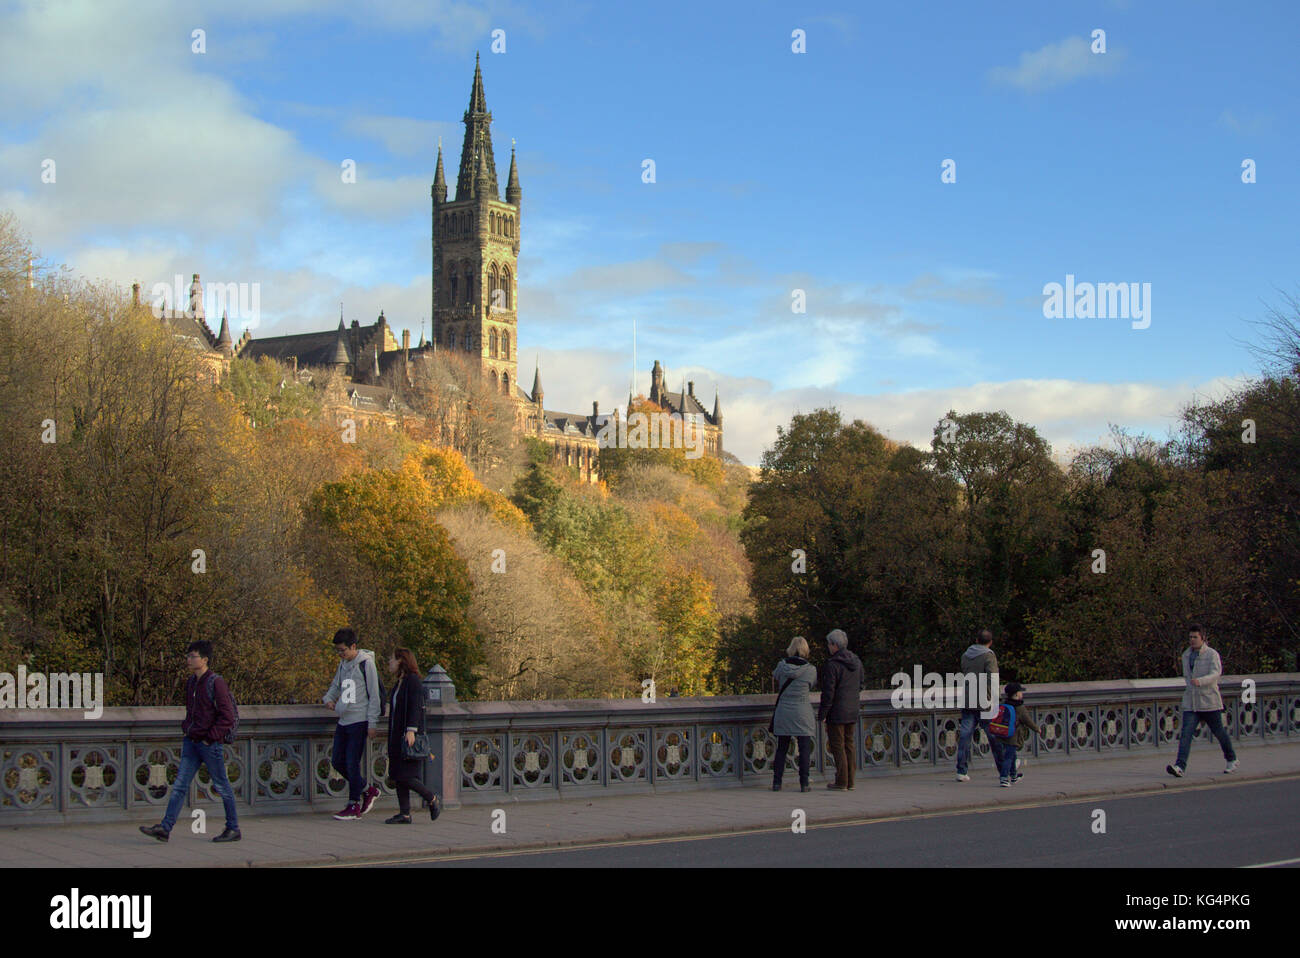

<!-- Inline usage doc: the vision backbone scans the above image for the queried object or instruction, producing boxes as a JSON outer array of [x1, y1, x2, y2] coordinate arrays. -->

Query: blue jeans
[[995, 739, 1017, 780], [1174, 710, 1236, 770], [161, 738, 239, 833], [956, 709, 993, 775], [332, 721, 369, 802]]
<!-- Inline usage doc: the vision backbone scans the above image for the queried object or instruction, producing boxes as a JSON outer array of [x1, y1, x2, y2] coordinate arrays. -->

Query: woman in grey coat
[[771, 636, 818, 792]]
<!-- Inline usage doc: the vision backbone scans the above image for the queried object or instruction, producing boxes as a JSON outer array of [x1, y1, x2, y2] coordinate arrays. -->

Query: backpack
[[203, 672, 240, 744], [360, 658, 388, 717], [988, 703, 1016, 739]]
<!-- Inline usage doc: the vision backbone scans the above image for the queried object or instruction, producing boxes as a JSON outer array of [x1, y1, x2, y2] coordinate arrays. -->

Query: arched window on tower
[[463, 262, 474, 306], [448, 328, 457, 350], [502, 372, 510, 396], [502, 267, 512, 309], [502, 330, 510, 360], [449, 269, 458, 307], [488, 263, 500, 311], [489, 328, 498, 358], [491, 369, 499, 390]]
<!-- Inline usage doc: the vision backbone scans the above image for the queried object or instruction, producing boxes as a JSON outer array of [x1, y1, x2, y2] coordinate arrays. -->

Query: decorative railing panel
[[1, 675, 1297, 822]]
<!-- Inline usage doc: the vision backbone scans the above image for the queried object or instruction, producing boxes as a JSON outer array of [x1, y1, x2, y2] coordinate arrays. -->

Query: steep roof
[[241, 328, 349, 367]]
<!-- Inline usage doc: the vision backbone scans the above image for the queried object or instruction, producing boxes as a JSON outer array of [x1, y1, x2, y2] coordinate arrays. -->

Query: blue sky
[[2, 0, 1297, 463]]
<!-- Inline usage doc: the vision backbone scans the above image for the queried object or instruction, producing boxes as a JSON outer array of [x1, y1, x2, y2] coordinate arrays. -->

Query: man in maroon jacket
[[139, 641, 241, 843]]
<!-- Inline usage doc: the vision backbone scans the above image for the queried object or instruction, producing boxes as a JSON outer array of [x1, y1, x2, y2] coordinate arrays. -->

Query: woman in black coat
[[384, 648, 440, 823]]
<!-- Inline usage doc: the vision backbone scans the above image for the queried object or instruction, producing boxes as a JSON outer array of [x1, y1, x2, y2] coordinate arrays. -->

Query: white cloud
[[705, 375, 1244, 466], [989, 36, 1122, 92], [344, 115, 457, 158]]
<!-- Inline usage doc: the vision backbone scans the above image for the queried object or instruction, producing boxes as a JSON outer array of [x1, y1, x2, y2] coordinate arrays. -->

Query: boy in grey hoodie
[[955, 629, 1000, 781], [323, 628, 381, 819]]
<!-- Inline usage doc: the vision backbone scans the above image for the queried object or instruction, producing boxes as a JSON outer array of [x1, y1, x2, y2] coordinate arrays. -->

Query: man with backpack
[[138, 640, 241, 843], [323, 628, 382, 820]]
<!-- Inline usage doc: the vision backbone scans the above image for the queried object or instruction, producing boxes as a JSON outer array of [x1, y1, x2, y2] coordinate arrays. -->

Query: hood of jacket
[[961, 644, 994, 669], [828, 648, 862, 672]]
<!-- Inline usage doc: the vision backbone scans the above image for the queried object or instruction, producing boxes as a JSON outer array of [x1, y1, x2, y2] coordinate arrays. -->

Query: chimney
[[688, 381, 695, 397], [402, 329, 410, 355], [592, 401, 599, 418], [189, 273, 202, 315], [132, 282, 140, 305]]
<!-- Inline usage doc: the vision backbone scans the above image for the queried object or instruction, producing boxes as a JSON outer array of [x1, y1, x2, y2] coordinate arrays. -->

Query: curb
[[246, 765, 1300, 868]]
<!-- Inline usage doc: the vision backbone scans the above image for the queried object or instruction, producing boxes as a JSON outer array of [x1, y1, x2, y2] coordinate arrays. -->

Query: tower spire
[[432, 137, 447, 204], [456, 53, 498, 201], [531, 357, 544, 405], [506, 138, 521, 207]]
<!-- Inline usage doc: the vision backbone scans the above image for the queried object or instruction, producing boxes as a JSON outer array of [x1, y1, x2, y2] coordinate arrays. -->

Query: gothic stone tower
[[431, 53, 522, 399]]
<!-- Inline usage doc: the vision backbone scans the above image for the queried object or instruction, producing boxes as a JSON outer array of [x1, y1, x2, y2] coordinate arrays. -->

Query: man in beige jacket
[[1167, 624, 1238, 777]]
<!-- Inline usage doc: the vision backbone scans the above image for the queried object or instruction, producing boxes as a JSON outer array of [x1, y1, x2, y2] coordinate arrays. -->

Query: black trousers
[[391, 756, 434, 815], [773, 735, 813, 786]]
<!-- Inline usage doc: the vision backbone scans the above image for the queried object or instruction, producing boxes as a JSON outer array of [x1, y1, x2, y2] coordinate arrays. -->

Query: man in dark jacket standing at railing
[[138, 640, 241, 844], [818, 629, 863, 790]]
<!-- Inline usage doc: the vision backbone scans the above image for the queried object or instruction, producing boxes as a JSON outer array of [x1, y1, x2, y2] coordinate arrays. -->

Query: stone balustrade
[[2, 671, 1297, 825]]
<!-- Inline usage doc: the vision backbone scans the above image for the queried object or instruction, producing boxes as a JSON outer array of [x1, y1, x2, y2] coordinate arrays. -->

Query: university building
[[139, 56, 722, 481]]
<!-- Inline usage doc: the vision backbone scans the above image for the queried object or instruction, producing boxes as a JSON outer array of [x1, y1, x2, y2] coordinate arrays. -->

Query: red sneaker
[[359, 785, 380, 816], [333, 803, 362, 821]]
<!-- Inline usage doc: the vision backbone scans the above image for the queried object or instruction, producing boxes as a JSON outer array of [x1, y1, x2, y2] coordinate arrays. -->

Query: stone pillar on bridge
[[423, 664, 460, 809]]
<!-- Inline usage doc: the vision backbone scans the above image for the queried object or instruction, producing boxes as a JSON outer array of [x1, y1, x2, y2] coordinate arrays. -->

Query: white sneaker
[[1166, 764, 1184, 778], [1224, 760, 1238, 774], [955, 773, 970, 782], [1015, 757, 1025, 772]]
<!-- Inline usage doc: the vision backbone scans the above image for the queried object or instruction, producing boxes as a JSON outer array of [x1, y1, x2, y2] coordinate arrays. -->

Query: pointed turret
[[531, 361, 544, 405], [216, 310, 233, 355], [475, 143, 490, 195], [432, 139, 447, 205], [330, 327, 351, 367], [338, 303, 345, 331], [712, 389, 722, 423], [455, 52, 499, 201], [505, 140, 521, 207]]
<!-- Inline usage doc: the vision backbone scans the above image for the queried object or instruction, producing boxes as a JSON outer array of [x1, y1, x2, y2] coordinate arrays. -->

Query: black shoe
[[138, 824, 169, 843], [771, 783, 782, 791], [826, 783, 846, 790], [800, 783, 811, 792], [212, 827, 241, 843], [385, 814, 412, 824], [429, 795, 441, 821]]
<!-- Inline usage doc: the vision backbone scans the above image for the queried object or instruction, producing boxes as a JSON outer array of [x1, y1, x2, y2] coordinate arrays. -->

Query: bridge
[[3, 671, 1297, 831]]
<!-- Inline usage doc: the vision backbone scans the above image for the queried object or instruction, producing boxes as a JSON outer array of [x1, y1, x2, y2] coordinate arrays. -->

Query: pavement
[[4, 743, 1298, 867]]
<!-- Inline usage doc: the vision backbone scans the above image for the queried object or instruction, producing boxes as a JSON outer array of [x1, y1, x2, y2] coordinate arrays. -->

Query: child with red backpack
[[988, 682, 1041, 787]]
